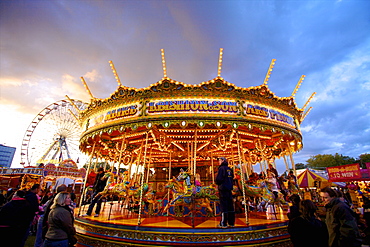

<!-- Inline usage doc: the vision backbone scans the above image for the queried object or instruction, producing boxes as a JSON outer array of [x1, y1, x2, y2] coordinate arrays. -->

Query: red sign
[[327, 163, 361, 182]]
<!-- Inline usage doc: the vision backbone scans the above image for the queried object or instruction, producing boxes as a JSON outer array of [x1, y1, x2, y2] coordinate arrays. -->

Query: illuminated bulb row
[[218, 48, 224, 77], [160, 128, 221, 133], [80, 77, 95, 99], [161, 49, 167, 78], [235, 130, 271, 139], [109, 61, 122, 87], [302, 92, 316, 111], [263, 59, 276, 85], [291, 75, 305, 97], [165, 134, 215, 139]]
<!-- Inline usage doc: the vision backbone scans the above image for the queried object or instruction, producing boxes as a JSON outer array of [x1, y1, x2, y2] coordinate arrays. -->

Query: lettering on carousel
[[147, 100, 238, 114], [245, 104, 294, 126], [105, 105, 138, 121]]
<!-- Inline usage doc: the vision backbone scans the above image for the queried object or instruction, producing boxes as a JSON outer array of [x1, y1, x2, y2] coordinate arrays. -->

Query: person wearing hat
[[83, 167, 107, 217], [215, 157, 235, 228]]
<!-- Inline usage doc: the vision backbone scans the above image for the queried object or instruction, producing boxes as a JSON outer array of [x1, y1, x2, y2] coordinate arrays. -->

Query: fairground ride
[[20, 99, 88, 167]]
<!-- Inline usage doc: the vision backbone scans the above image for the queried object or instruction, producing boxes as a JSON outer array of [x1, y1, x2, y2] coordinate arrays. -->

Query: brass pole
[[78, 142, 96, 216]]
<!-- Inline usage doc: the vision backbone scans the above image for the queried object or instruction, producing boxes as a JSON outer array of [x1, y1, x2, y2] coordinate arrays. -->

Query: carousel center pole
[[211, 152, 217, 213], [287, 143, 296, 176], [283, 155, 290, 172], [116, 136, 126, 182], [166, 152, 172, 215], [138, 131, 149, 226], [236, 131, 249, 225], [145, 145, 153, 184], [133, 139, 145, 186]]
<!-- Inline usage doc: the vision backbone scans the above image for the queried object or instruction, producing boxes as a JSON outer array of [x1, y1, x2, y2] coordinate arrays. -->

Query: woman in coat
[[288, 199, 328, 247], [44, 192, 77, 247]]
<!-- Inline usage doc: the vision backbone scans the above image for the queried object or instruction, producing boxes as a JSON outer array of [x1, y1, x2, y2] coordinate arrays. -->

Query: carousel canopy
[[69, 50, 315, 168]]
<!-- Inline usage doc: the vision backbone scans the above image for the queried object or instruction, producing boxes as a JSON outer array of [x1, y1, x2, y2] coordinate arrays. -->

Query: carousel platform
[[75, 202, 292, 247]]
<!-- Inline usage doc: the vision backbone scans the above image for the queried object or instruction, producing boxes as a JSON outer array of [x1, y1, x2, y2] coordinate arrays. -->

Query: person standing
[[83, 167, 107, 217], [0, 190, 35, 247], [35, 184, 67, 247], [320, 187, 362, 247], [43, 192, 77, 247], [266, 163, 279, 178], [215, 157, 235, 228], [22, 184, 41, 245], [288, 199, 328, 247], [287, 194, 301, 220]]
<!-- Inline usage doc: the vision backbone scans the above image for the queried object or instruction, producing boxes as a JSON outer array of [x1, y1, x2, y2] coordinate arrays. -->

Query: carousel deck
[[75, 202, 292, 247]]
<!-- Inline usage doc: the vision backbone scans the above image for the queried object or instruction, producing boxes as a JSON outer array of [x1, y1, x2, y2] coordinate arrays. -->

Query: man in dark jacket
[[83, 167, 107, 217], [320, 187, 361, 247], [0, 190, 34, 247], [215, 157, 235, 228]]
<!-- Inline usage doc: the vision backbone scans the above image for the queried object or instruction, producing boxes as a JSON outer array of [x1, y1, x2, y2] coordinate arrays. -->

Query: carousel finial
[[302, 92, 316, 111], [68, 109, 79, 122], [161, 49, 167, 78], [217, 48, 224, 77], [109, 61, 122, 87], [301, 106, 313, 121], [291, 75, 305, 97], [80, 77, 95, 99], [65, 95, 81, 114], [263, 59, 276, 85]]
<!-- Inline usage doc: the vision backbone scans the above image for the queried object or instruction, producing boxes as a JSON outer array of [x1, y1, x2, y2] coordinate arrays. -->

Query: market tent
[[297, 169, 332, 188]]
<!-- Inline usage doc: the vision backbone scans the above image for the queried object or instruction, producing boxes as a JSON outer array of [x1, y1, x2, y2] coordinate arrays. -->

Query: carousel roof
[[69, 50, 315, 167]]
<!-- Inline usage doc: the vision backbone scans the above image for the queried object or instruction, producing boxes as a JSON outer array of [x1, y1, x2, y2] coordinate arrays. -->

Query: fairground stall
[[0, 159, 86, 203], [0, 167, 43, 197], [42, 159, 86, 204], [70, 49, 315, 246], [327, 163, 370, 209]]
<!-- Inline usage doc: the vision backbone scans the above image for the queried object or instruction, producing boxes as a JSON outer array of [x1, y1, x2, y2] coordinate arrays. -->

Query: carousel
[[70, 49, 315, 246]]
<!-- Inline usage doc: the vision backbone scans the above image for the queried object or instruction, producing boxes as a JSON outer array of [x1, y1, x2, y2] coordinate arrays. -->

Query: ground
[[25, 235, 36, 247]]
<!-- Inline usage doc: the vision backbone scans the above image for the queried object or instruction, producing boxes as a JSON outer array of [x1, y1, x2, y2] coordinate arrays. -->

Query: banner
[[327, 163, 361, 182], [43, 164, 85, 179], [0, 167, 43, 176]]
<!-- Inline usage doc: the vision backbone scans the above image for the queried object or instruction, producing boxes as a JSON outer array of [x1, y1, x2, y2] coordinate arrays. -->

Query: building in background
[[0, 144, 16, 168]]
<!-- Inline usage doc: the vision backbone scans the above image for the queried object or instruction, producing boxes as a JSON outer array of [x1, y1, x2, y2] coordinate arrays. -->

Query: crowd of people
[[0, 184, 77, 247], [287, 186, 366, 247], [1, 162, 369, 247]]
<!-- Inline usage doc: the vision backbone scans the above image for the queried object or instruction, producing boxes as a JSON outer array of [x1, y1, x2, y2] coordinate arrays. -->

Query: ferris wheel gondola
[[20, 99, 88, 167]]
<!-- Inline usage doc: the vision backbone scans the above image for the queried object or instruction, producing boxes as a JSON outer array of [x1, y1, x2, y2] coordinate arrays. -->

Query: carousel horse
[[96, 172, 128, 201], [97, 172, 115, 196], [176, 169, 218, 201], [123, 183, 150, 208], [162, 178, 214, 217], [287, 176, 299, 194], [143, 190, 163, 215], [243, 181, 274, 204], [83, 185, 94, 204]]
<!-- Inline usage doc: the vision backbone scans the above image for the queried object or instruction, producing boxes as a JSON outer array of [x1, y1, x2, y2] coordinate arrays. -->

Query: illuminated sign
[[105, 105, 138, 120], [245, 104, 295, 126], [327, 163, 362, 181], [85, 104, 140, 129], [147, 100, 238, 114]]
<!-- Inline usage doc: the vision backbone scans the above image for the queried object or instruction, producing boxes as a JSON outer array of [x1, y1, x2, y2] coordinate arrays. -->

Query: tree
[[360, 153, 370, 163], [295, 163, 307, 169], [357, 153, 370, 168], [306, 153, 356, 169]]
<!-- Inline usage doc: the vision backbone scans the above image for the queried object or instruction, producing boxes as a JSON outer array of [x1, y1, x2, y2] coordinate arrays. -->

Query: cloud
[[1, 0, 370, 169]]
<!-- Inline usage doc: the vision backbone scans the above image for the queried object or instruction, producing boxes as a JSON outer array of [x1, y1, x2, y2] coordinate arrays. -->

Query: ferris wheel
[[20, 99, 88, 167]]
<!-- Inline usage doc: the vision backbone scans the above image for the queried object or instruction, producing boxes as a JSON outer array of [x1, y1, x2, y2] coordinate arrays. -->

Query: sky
[[1, 0, 369, 173]]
